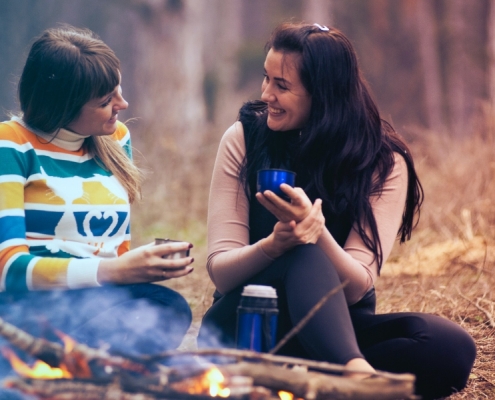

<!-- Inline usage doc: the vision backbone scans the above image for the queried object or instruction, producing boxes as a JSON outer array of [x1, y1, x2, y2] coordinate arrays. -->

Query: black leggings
[[199, 245, 476, 399]]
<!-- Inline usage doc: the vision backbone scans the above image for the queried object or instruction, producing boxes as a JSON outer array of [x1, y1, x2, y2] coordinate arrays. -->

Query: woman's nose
[[116, 95, 129, 111], [261, 85, 275, 103]]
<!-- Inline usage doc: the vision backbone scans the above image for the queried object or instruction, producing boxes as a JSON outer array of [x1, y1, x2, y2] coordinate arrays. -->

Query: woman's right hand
[[260, 198, 325, 259], [97, 241, 194, 285]]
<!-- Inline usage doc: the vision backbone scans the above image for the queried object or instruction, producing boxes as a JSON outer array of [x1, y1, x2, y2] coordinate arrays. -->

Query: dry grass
[[131, 118, 495, 398]]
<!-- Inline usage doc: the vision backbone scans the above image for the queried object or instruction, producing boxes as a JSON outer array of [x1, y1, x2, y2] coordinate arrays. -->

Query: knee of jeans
[[172, 291, 193, 324]]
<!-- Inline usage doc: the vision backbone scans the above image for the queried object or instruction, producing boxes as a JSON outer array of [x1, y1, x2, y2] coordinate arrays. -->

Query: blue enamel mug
[[256, 169, 296, 200]]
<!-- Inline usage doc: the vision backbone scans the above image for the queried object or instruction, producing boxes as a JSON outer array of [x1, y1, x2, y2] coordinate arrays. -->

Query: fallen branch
[[0, 317, 148, 376], [143, 348, 414, 383], [0, 317, 63, 367], [221, 362, 414, 400], [270, 281, 349, 355]]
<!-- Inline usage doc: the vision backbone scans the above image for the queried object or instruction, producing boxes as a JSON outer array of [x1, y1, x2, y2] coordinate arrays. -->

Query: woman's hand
[[97, 241, 194, 285], [260, 198, 325, 258], [256, 184, 312, 223]]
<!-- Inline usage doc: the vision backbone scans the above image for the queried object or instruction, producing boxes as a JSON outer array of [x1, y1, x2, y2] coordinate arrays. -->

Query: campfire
[[0, 317, 416, 400]]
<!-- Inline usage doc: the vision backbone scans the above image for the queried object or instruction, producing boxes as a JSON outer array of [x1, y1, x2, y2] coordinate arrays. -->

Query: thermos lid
[[241, 285, 277, 298]]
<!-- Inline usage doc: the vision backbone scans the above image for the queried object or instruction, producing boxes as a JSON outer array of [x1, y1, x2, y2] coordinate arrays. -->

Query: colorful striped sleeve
[[0, 121, 132, 292]]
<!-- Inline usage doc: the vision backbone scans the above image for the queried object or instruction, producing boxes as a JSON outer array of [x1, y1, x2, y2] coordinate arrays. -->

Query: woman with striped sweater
[[0, 25, 193, 379]]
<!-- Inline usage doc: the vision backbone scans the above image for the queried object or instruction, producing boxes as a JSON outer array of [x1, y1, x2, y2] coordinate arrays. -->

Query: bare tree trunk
[[415, 0, 445, 134], [445, 0, 468, 138], [302, 0, 333, 26], [488, 0, 495, 117], [203, 0, 243, 130], [128, 0, 207, 155]]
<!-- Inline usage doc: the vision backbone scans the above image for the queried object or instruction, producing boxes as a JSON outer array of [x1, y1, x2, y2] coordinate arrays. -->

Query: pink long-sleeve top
[[207, 121, 408, 305]]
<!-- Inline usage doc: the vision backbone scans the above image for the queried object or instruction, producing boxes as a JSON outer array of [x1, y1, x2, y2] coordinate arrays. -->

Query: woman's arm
[[0, 122, 193, 292], [206, 122, 276, 294], [317, 154, 409, 304]]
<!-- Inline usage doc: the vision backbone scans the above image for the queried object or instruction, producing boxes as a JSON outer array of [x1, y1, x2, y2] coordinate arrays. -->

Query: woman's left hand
[[256, 183, 312, 223]]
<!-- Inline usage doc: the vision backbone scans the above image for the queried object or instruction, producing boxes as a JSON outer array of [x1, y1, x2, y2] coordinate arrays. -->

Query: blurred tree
[[489, 0, 495, 116], [414, 0, 446, 134], [445, 0, 470, 138], [302, 0, 334, 25]]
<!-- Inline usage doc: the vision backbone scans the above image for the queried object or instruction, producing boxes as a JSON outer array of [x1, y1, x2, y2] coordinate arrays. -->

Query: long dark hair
[[18, 25, 142, 202], [240, 22, 423, 271]]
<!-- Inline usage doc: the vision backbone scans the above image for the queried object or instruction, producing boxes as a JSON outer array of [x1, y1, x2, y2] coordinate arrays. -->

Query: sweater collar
[[12, 116, 90, 152]]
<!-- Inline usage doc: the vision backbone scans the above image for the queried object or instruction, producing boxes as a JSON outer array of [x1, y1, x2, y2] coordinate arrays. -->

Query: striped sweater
[[0, 118, 131, 292]]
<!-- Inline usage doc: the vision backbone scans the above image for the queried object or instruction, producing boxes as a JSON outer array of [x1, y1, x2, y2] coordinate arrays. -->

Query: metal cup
[[257, 169, 296, 200], [155, 238, 190, 260]]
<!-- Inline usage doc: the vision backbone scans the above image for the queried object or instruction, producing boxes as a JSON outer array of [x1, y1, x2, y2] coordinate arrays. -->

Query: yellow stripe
[[0, 182, 24, 209], [31, 258, 69, 289], [25, 179, 65, 205]]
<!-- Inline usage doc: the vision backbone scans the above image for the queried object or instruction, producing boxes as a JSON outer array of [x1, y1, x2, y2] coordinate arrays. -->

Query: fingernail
[[189, 243, 194, 249], [187, 267, 194, 274]]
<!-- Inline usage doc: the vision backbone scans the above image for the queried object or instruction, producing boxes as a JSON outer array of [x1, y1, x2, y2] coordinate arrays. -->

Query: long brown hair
[[240, 22, 423, 271], [18, 25, 142, 202]]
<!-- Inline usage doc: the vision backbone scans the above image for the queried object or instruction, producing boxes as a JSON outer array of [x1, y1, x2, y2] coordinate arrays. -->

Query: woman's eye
[[277, 84, 288, 91], [100, 98, 112, 108]]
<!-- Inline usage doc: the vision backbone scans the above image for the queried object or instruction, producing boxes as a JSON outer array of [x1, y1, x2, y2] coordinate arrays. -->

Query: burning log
[[0, 317, 148, 377], [220, 362, 414, 400], [1, 320, 416, 400], [0, 317, 64, 367], [142, 349, 416, 400]]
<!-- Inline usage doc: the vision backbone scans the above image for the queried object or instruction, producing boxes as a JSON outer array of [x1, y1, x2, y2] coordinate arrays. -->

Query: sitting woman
[[199, 22, 476, 399], [0, 25, 194, 377]]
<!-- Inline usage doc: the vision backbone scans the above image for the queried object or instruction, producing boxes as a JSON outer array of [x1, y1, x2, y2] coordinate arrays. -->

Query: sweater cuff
[[66, 259, 101, 288]]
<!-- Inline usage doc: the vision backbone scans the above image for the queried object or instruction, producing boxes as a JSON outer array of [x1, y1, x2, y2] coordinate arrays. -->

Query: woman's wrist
[[97, 258, 118, 284], [260, 235, 285, 259]]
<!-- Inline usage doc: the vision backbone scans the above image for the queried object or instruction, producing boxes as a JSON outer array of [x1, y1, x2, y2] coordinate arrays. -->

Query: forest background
[[2, 0, 495, 398]]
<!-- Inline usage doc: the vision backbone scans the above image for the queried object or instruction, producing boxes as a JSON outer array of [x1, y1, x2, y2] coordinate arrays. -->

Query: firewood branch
[[0, 317, 147, 375], [270, 280, 349, 354]]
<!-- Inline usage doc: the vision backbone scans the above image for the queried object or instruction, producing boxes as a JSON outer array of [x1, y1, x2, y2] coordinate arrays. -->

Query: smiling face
[[261, 49, 312, 132], [66, 81, 128, 137]]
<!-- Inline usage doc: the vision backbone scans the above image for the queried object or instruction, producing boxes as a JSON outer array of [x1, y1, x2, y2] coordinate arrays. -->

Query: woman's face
[[261, 49, 312, 132], [66, 80, 128, 136]]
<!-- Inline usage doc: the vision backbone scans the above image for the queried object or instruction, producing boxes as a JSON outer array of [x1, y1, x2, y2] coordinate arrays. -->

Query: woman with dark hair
[[199, 22, 476, 399], [0, 25, 194, 379]]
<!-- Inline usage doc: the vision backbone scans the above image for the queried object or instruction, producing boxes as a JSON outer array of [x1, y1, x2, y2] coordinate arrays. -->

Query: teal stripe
[[0, 147, 29, 176], [29, 246, 78, 259], [5, 254, 32, 292], [38, 156, 112, 178]]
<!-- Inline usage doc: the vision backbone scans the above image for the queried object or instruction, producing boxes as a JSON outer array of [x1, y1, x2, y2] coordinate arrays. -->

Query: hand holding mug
[[256, 169, 312, 223]]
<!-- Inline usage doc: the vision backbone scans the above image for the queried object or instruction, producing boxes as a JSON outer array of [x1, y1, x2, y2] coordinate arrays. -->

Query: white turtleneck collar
[[12, 116, 90, 152]]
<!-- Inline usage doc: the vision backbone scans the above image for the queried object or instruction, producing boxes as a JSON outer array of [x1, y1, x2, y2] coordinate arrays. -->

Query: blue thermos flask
[[236, 285, 278, 352]]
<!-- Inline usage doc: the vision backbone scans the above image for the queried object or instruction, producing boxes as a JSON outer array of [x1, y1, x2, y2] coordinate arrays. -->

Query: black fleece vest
[[239, 101, 353, 247]]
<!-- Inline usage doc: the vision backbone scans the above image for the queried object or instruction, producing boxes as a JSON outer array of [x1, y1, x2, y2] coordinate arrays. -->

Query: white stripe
[[24, 203, 130, 212], [0, 238, 26, 252], [25, 173, 46, 183], [0, 140, 33, 153], [67, 258, 101, 288], [0, 175, 26, 184], [0, 209, 24, 218], [25, 257, 39, 290], [35, 149, 93, 163], [0, 252, 25, 291]]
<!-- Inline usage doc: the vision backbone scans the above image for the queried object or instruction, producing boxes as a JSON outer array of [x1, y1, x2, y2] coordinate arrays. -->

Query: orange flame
[[205, 367, 230, 398], [278, 390, 294, 400], [174, 366, 232, 397], [2, 348, 72, 379]]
